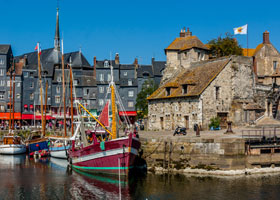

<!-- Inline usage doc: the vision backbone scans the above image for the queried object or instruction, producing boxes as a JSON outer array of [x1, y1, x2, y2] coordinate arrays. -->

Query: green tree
[[208, 33, 243, 58], [136, 79, 158, 119]]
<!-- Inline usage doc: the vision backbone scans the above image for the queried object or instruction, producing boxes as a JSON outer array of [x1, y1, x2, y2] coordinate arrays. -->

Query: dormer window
[[104, 61, 109, 68], [182, 84, 188, 94], [166, 87, 171, 96], [273, 61, 278, 71], [57, 76, 61, 82]]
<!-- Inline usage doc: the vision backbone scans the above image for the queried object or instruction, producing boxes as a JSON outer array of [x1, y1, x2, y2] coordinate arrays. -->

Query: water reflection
[[1, 155, 280, 200]]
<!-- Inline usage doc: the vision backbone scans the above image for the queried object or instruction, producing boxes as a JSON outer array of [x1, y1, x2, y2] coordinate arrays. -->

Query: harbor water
[[0, 155, 280, 200]]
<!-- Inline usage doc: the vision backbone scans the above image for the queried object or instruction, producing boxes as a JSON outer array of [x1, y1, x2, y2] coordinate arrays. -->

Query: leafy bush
[[209, 117, 221, 129]]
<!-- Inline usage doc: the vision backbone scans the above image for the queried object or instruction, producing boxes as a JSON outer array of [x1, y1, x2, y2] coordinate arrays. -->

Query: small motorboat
[[0, 135, 26, 155]]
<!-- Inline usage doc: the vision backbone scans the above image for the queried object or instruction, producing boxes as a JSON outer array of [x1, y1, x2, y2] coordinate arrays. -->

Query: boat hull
[[69, 134, 141, 176], [0, 144, 26, 155], [50, 146, 70, 159]]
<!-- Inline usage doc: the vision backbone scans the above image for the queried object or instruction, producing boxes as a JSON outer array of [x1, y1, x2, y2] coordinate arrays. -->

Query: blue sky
[[1, 0, 279, 64]]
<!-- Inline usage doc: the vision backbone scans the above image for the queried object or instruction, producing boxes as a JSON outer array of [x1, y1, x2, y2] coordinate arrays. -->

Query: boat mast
[[12, 64, 15, 131], [37, 43, 45, 136], [44, 81, 48, 133], [110, 63, 117, 139], [62, 40, 66, 137], [8, 61, 12, 132], [69, 58, 74, 136]]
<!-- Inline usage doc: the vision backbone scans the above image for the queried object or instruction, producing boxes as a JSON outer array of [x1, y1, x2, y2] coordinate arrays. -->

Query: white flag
[[233, 24, 247, 35]]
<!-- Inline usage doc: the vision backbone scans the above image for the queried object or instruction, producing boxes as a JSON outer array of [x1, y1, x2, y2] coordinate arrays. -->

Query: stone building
[[147, 28, 280, 130], [148, 56, 254, 130]]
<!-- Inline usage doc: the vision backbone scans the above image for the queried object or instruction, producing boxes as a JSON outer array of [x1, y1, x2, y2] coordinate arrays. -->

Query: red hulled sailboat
[[68, 63, 141, 176]]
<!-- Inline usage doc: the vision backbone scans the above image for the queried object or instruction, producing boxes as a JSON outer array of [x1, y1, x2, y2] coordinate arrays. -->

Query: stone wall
[[141, 137, 247, 171], [148, 98, 200, 131], [141, 137, 280, 171]]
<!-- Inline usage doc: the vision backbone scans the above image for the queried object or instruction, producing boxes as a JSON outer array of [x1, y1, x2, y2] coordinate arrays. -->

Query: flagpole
[[247, 24, 248, 56]]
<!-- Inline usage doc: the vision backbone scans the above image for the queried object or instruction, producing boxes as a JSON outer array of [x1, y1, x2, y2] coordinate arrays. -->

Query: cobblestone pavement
[[127, 126, 280, 141]]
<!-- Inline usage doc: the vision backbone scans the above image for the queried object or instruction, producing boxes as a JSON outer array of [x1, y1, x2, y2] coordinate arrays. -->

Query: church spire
[[54, 7, 60, 51]]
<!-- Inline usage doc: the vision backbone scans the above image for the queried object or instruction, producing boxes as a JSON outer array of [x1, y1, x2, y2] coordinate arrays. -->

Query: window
[[128, 80, 132, 86], [30, 82, 34, 88], [30, 93, 34, 100], [198, 52, 201, 59], [23, 72, 28, 78], [17, 94, 20, 99], [0, 69, 4, 76], [215, 86, 220, 100], [0, 105, 4, 111], [56, 86, 60, 93], [84, 88, 89, 95], [74, 79, 78, 86], [7, 81, 10, 87], [166, 88, 171, 96], [128, 101, 134, 108], [99, 86, 104, 93], [104, 61, 109, 68], [57, 76, 62, 82], [124, 72, 128, 76], [182, 84, 188, 94], [55, 96, 60, 104], [48, 97, 51, 102], [0, 59, 4, 65], [0, 80, 5, 86], [107, 74, 111, 81], [8, 91, 11, 98], [273, 61, 278, 71], [17, 82, 20, 87], [99, 99, 104, 106], [0, 91, 4, 99], [128, 90, 134, 97], [99, 74, 104, 81], [30, 72, 34, 77], [106, 86, 111, 93]]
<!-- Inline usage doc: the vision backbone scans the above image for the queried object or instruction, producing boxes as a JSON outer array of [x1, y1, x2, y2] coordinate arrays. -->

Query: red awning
[[119, 111, 137, 116], [0, 113, 21, 120], [22, 114, 55, 120], [30, 105, 34, 109], [24, 104, 28, 108]]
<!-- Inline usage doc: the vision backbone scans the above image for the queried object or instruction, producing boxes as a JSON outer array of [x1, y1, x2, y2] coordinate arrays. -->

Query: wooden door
[[184, 116, 189, 129], [217, 112, 228, 129], [160, 117, 164, 130]]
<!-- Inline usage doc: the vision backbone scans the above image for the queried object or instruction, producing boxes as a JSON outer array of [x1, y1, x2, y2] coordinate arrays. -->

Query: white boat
[[0, 136, 26, 155]]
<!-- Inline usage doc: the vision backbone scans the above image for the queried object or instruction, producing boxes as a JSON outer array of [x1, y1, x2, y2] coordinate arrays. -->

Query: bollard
[[225, 121, 233, 134]]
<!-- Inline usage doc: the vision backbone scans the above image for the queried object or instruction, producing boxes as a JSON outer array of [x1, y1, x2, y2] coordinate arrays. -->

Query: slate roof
[[0, 45, 11, 54], [120, 64, 135, 70], [81, 76, 96, 86], [137, 65, 153, 78], [152, 60, 166, 76], [148, 57, 231, 100], [96, 60, 119, 69], [165, 36, 209, 52]]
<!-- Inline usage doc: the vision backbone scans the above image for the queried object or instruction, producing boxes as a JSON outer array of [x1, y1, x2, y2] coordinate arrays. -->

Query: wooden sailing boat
[[68, 63, 141, 176], [26, 43, 49, 158], [0, 60, 26, 155], [49, 41, 72, 159]]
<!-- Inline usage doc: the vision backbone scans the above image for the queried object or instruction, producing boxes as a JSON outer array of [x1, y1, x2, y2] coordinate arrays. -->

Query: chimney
[[180, 27, 186, 37], [93, 56, 96, 78], [263, 31, 270, 44], [180, 27, 192, 37], [134, 58, 138, 79], [186, 27, 192, 37], [115, 53, 119, 64]]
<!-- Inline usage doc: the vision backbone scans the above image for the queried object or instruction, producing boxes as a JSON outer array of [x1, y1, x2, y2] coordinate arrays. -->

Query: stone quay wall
[[140, 136, 280, 172]]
